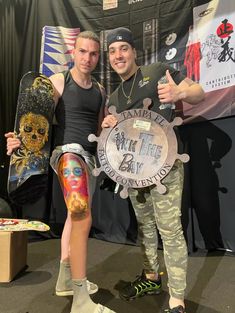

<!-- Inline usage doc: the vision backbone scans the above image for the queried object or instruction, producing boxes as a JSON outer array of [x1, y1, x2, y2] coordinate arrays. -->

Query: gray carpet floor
[[0, 238, 234, 313]]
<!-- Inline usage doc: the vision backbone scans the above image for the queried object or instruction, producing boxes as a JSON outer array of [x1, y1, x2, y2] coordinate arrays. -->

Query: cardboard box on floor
[[0, 231, 28, 282]]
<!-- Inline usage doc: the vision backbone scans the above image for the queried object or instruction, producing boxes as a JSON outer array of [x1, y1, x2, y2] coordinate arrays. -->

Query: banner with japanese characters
[[195, 0, 235, 92], [182, 0, 235, 122]]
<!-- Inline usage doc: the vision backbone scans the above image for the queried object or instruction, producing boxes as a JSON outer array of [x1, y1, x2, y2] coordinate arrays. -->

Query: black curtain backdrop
[[1, 0, 235, 251]]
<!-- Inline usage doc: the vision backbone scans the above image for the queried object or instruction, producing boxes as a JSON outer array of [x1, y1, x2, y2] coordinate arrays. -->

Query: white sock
[[56, 260, 72, 292], [71, 278, 97, 313]]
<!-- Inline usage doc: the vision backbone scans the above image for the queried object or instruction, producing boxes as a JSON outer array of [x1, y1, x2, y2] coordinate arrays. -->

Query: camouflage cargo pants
[[129, 160, 188, 300]]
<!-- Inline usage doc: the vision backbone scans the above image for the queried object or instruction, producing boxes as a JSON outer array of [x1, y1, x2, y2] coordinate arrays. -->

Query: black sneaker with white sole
[[119, 270, 162, 301]]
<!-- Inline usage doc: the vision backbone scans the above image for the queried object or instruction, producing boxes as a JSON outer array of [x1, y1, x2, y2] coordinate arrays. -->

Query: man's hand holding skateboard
[[5, 132, 21, 156]]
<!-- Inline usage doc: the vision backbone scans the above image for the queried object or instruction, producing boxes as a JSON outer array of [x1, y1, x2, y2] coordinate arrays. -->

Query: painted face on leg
[[58, 153, 89, 217]]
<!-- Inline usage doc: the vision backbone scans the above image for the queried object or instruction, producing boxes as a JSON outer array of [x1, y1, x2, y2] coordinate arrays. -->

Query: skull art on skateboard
[[7, 72, 55, 203]]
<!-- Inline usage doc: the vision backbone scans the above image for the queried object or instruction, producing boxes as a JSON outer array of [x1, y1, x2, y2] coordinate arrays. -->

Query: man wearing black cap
[[102, 27, 205, 313]]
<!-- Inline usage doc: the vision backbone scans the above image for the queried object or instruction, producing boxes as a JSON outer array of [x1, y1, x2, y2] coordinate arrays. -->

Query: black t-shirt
[[108, 62, 185, 122], [108, 62, 186, 153], [54, 70, 102, 154]]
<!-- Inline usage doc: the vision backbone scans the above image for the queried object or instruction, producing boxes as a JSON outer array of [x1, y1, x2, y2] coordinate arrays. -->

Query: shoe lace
[[130, 273, 146, 287], [121, 274, 143, 293], [164, 306, 185, 313]]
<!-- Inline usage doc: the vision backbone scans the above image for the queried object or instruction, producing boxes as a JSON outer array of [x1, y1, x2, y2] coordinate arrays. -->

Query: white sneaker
[[87, 280, 98, 294]]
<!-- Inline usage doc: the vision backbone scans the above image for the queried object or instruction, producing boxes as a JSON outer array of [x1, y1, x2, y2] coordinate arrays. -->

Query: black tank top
[[54, 70, 102, 154]]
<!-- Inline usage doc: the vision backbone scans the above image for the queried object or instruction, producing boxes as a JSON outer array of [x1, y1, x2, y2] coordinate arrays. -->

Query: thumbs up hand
[[165, 69, 176, 83], [157, 70, 185, 103]]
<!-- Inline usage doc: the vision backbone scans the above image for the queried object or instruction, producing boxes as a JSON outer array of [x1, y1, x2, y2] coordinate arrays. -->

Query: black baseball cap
[[107, 27, 135, 48]]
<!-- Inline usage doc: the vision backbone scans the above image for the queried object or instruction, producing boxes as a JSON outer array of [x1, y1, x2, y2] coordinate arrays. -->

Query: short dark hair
[[75, 30, 100, 46]]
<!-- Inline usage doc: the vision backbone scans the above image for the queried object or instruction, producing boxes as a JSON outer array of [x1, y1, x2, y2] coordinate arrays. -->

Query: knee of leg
[[71, 211, 92, 230]]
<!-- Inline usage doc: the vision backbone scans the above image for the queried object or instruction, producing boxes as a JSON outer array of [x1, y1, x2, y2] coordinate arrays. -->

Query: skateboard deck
[[7, 72, 55, 204], [0, 218, 50, 232]]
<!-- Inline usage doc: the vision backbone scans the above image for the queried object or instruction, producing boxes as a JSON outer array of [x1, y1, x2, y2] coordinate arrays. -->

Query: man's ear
[[134, 48, 137, 59], [72, 49, 75, 57]]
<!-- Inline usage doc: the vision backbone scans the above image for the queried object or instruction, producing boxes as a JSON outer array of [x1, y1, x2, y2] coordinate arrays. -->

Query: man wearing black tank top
[[5, 31, 115, 313], [102, 27, 205, 313]]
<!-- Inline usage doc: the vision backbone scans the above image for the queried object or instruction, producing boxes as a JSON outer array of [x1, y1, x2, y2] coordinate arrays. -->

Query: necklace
[[121, 69, 139, 105]]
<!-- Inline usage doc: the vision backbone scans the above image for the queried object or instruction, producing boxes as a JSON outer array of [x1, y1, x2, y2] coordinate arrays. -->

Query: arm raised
[[158, 69, 205, 105]]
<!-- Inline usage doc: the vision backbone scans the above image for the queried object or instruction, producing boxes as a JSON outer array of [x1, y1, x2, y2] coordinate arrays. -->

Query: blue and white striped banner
[[39, 26, 80, 77]]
